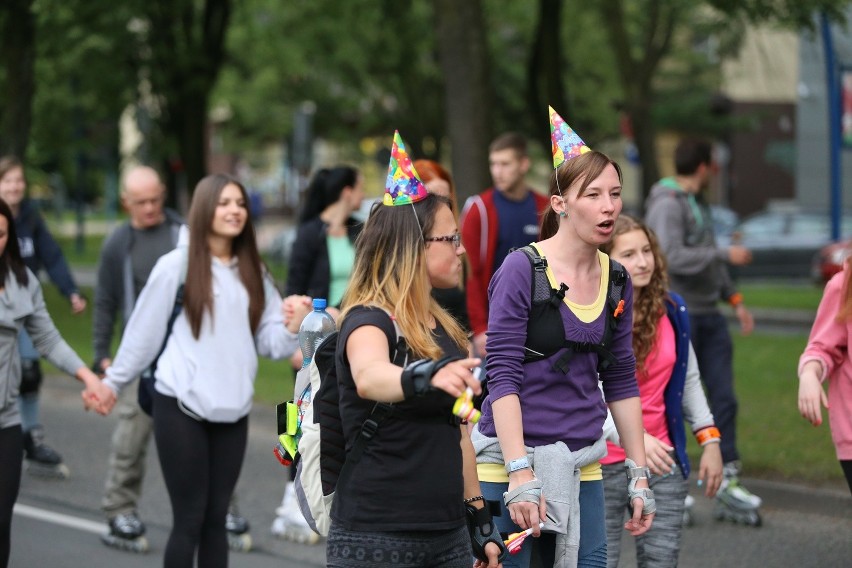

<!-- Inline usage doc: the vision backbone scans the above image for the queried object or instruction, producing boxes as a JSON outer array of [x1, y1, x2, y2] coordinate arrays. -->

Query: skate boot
[[714, 461, 762, 527], [682, 494, 695, 527], [100, 512, 149, 553], [23, 426, 70, 479], [270, 483, 321, 545], [226, 505, 252, 552]]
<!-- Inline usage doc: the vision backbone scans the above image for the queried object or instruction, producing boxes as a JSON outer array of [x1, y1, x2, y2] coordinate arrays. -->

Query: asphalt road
[[10, 376, 851, 568]]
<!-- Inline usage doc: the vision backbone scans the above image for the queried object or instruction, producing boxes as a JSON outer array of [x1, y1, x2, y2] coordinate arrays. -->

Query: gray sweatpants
[[101, 379, 153, 518], [602, 460, 688, 568]]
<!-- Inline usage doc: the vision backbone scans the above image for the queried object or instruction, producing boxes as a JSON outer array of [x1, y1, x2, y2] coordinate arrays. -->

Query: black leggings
[[152, 391, 247, 568], [841, 460, 852, 495], [0, 425, 23, 568]]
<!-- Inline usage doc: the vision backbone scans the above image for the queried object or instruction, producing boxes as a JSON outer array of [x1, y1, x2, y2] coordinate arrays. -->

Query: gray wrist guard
[[502, 478, 543, 507], [400, 355, 460, 399], [625, 458, 656, 515], [465, 502, 508, 563]]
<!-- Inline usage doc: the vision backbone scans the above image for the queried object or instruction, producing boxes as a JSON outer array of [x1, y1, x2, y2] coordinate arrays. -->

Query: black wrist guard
[[400, 355, 461, 399], [466, 502, 508, 563]]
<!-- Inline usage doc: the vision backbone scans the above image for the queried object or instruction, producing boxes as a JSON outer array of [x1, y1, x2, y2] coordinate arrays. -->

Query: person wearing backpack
[[94, 174, 299, 568], [473, 108, 653, 568], [327, 132, 506, 568], [600, 215, 723, 567]]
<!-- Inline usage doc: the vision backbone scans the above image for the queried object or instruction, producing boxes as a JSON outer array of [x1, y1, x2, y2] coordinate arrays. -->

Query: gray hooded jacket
[[644, 178, 737, 314]]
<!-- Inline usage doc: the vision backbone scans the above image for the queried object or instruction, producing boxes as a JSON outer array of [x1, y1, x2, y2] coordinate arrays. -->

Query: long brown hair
[[540, 151, 623, 240], [600, 215, 669, 376], [184, 174, 264, 339], [340, 193, 468, 359], [0, 197, 28, 287]]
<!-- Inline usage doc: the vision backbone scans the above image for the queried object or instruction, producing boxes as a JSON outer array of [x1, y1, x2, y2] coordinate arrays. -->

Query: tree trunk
[[628, 102, 660, 204], [434, 0, 492, 203], [0, 0, 36, 158], [145, 0, 231, 194], [528, 0, 568, 155]]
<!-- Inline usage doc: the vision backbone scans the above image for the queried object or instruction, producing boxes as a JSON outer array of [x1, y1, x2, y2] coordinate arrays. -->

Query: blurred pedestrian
[[0, 155, 86, 479], [414, 158, 470, 333], [473, 109, 653, 567], [97, 174, 299, 568], [644, 139, 763, 523], [600, 215, 723, 567], [327, 131, 504, 568], [797, 262, 852, 495], [272, 165, 364, 543], [0, 197, 108, 568], [460, 133, 548, 359], [92, 166, 184, 551]]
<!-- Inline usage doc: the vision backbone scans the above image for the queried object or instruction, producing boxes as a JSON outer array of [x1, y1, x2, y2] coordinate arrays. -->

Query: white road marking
[[13, 503, 104, 535]]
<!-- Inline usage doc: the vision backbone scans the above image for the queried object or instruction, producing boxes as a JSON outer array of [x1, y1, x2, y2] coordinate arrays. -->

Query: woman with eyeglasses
[[327, 133, 505, 568]]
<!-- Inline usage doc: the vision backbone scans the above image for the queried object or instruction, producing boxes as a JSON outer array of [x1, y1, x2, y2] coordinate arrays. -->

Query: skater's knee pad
[[19, 359, 43, 395]]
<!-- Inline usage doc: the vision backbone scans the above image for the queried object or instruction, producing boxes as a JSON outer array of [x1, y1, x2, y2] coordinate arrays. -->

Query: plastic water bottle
[[298, 298, 336, 368]]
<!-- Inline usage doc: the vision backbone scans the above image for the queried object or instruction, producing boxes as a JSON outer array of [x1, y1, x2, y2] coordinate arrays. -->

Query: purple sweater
[[478, 249, 639, 450]]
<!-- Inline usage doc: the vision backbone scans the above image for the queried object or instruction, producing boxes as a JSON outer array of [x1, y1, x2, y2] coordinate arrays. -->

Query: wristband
[[463, 495, 484, 505], [399, 356, 461, 399], [728, 292, 743, 307], [505, 456, 531, 474], [695, 426, 722, 446]]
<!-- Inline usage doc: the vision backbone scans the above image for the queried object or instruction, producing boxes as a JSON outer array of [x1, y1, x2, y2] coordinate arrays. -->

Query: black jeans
[[689, 313, 740, 463], [0, 425, 22, 568], [153, 391, 247, 568]]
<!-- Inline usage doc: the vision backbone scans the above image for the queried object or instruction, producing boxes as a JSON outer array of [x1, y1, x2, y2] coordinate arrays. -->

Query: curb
[[741, 477, 850, 518]]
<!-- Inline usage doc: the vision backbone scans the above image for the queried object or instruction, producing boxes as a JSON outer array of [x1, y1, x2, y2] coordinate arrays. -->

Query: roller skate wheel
[[228, 532, 252, 552], [25, 461, 70, 480], [99, 533, 149, 553]]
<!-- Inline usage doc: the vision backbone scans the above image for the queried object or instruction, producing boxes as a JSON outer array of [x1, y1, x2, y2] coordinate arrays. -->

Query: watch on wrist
[[505, 456, 531, 474]]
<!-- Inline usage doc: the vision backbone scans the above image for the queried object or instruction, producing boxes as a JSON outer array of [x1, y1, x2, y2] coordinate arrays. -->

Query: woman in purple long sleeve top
[[474, 113, 653, 567]]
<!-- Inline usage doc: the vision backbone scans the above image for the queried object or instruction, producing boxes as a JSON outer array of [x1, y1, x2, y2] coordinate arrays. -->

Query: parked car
[[727, 208, 852, 280], [812, 238, 852, 284]]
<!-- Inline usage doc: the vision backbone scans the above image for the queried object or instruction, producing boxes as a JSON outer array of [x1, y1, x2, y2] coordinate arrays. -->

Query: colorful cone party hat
[[384, 131, 429, 206], [549, 105, 590, 169]]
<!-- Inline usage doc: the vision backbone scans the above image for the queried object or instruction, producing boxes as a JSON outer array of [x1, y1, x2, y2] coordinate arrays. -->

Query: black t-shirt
[[332, 306, 466, 531]]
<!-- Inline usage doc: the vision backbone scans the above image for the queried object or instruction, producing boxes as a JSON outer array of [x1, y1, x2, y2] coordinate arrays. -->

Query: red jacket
[[460, 188, 549, 336]]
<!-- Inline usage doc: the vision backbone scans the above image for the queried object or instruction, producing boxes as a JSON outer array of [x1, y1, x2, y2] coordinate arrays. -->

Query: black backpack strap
[[336, 318, 408, 491], [550, 258, 627, 374], [149, 284, 185, 375]]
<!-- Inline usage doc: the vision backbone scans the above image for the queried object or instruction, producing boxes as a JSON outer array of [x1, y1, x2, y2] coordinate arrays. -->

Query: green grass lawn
[[37, 276, 842, 486], [737, 282, 823, 311]]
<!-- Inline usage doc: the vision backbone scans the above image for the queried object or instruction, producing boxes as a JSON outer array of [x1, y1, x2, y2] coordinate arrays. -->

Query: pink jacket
[[799, 269, 852, 460]]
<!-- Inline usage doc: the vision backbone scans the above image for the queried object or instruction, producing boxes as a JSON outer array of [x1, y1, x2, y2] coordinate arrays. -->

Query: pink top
[[603, 314, 675, 464], [799, 269, 852, 460]]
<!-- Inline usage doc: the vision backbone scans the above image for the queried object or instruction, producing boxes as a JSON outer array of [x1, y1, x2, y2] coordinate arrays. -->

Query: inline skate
[[714, 461, 762, 526], [100, 511, 149, 553], [270, 483, 321, 545], [23, 426, 70, 479], [226, 505, 253, 552], [682, 494, 695, 527]]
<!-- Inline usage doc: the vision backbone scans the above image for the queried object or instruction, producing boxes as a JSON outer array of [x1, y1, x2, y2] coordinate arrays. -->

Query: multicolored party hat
[[384, 131, 429, 206], [549, 105, 590, 169]]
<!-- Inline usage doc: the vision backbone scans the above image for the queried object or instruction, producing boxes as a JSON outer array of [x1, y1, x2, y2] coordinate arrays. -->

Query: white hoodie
[[104, 239, 298, 422]]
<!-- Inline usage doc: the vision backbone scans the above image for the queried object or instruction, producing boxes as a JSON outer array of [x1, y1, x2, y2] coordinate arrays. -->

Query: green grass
[[737, 282, 823, 311], [54, 234, 105, 267]]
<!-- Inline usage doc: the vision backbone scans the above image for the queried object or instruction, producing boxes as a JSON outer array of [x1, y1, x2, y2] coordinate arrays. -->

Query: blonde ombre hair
[[340, 193, 467, 359]]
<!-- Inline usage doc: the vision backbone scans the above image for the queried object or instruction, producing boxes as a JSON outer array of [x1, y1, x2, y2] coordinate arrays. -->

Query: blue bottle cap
[[312, 298, 327, 310]]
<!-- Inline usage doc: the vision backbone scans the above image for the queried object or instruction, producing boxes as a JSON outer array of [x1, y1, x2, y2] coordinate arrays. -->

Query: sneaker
[[23, 427, 63, 465]]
